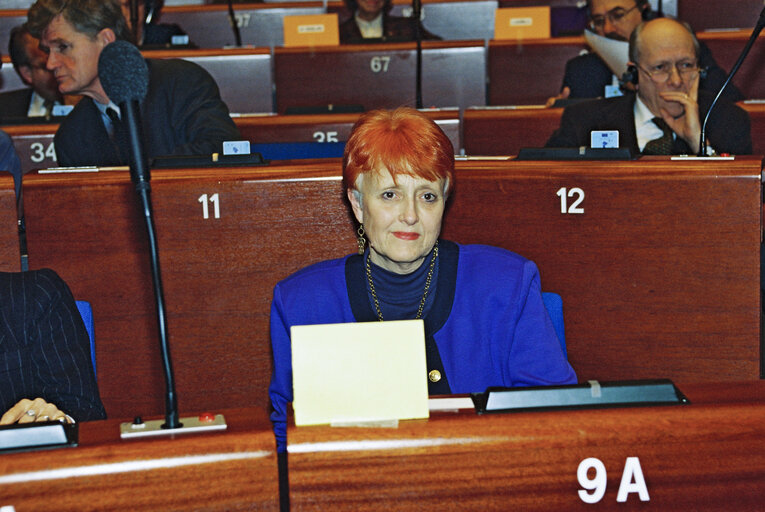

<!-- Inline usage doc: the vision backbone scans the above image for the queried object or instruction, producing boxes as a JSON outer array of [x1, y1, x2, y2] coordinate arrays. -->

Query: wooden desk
[[327, 0, 500, 41], [1, 123, 58, 173], [463, 102, 765, 155], [160, 2, 326, 48], [0, 407, 278, 510], [142, 48, 274, 114], [287, 381, 765, 510], [488, 37, 588, 105], [488, 31, 765, 106], [274, 41, 486, 113], [697, 30, 765, 101], [463, 105, 563, 155], [679, 0, 765, 31], [0, 174, 20, 272], [21, 159, 762, 420], [235, 109, 462, 153]]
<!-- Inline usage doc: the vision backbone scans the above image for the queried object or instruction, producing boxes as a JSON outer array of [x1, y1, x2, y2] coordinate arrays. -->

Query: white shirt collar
[[633, 95, 671, 151], [355, 12, 383, 39], [27, 91, 61, 117]]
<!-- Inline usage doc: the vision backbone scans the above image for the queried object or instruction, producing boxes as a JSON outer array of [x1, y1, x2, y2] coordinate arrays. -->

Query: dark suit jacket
[[0, 88, 33, 120], [54, 58, 241, 167], [0, 129, 21, 198], [339, 14, 441, 44], [545, 91, 752, 155], [0, 269, 106, 421], [561, 42, 743, 102]]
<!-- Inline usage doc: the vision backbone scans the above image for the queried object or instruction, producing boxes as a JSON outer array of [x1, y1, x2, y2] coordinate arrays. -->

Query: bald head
[[629, 17, 700, 65]]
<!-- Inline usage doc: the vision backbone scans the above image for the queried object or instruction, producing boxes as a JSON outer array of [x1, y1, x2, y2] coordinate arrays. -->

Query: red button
[[198, 412, 216, 422]]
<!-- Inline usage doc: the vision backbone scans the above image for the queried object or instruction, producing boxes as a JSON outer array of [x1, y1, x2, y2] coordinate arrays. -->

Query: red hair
[[343, 107, 454, 193]]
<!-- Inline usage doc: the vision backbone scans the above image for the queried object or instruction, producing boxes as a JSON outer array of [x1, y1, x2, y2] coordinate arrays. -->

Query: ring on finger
[[26, 410, 37, 417]]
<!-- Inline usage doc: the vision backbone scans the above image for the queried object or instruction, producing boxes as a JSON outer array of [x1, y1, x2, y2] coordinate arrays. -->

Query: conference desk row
[[0, 157, 761, 421], [1, 30, 764, 113], [1, 381, 764, 510], [4, 102, 765, 173]]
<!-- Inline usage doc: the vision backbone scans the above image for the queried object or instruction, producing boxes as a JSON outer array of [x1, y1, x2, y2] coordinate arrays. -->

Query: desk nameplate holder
[[472, 379, 689, 414], [0, 421, 78, 454], [120, 414, 227, 439]]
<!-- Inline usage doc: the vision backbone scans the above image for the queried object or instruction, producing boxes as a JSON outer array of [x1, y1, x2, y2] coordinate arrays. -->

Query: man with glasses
[[548, 0, 740, 105], [546, 17, 751, 156]]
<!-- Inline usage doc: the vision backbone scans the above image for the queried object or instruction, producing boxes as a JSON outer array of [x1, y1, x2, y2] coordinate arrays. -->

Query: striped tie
[[642, 117, 674, 155]]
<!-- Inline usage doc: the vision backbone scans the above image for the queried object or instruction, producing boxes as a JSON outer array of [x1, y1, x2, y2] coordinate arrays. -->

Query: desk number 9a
[[578, 457, 650, 504]]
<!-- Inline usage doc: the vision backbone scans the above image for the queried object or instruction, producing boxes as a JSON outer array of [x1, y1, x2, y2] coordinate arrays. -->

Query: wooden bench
[[274, 40, 486, 113], [21, 158, 762, 420], [0, 174, 20, 272], [463, 101, 765, 155], [2, 109, 460, 172], [160, 1, 327, 48], [235, 108, 462, 153], [488, 31, 765, 105]]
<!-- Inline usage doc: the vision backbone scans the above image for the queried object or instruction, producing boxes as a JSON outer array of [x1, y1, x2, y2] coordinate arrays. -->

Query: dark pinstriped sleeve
[[0, 269, 106, 421]]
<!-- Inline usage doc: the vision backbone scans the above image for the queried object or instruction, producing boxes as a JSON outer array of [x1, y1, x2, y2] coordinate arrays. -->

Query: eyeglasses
[[589, 4, 639, 30], [637, 61, 701, 83]]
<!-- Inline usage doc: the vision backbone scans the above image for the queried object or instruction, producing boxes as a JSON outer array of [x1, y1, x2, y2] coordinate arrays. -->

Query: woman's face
[[356, 0, 385, 21], [348, 168, 446, 275]]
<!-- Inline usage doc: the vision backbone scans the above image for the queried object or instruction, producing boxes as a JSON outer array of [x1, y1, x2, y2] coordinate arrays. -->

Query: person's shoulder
[[457, 243, 529, 263], [147, 57, 209, 80], [56, 97, 96, 133], [276, 256, 350, 290]]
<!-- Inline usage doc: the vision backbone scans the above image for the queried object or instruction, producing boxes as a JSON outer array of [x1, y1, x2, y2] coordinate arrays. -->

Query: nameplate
[[0, 421, 78, 454], [472, 379, 689, 414]]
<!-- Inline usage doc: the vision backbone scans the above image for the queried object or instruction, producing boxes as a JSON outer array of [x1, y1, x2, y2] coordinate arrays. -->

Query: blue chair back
[[541, 292, 567, 358], [250, 141, 346, 160], [75, 300, 96, 377]]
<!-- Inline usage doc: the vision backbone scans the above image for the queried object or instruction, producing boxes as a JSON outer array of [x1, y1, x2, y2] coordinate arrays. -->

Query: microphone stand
[[122, 100, 181, 430], [413, 0, 423, 109], [227, 0, 243, 47], [130, 0, 140, 45], [698, 6, 765, 156]]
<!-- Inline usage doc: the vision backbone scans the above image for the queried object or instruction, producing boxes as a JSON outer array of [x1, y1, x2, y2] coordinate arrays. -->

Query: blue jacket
[[269, 241, 576, 451]]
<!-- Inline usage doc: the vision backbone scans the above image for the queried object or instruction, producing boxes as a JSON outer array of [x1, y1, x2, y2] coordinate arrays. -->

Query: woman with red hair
[[269, 108, 575, 451]]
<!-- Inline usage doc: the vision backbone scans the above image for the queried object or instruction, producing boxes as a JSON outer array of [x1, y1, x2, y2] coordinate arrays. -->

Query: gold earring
[[357, 225, 366, 254]]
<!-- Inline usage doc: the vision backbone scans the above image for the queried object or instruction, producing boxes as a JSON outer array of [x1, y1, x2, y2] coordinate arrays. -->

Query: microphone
[[98, 40, 150, 183], [412, 0, 423, 108], [226, 0, 242, 47], [98, 40, 182, 431], [698, 6, 765, 156]]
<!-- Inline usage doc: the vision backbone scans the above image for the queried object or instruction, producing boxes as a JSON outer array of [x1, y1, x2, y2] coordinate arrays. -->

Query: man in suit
[[1, 269, 106, 424], [26, 0, 241, 167], [339, 0, 440, 44], [0, 25, 65, 120], [546, 17, 751, 156], [547, 0, 740, 105]]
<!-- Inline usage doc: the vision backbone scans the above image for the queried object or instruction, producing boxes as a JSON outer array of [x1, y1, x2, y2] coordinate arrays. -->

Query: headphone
[[620, 64, 708, 86]]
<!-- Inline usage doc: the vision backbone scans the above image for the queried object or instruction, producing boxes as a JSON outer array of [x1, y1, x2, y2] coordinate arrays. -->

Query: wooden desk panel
[[142, 48, 274, 114], [463, 105, 563, 154], [488, 37, 588, 105], [679, 0, 765, 31], [21, 159, 762, 419], [287, 381, 765, 510], [0, 407, 278, 511], [160, 2, 326, 48], [274, 41, 486, 113], [2, 124, 58, 173], [464, 102, 765, 155], [442, 158, 762, 382], [697, 31, 765, 101], [0, 175, 19, 272], [235, 109, 462, 153]]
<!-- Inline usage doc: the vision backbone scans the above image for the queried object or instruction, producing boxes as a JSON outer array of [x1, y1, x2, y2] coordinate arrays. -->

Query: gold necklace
[[365, 241, 439, 322]]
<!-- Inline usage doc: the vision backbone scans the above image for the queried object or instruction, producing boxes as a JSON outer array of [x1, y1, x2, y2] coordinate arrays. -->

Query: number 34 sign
[[578, 457, 650, 504]]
